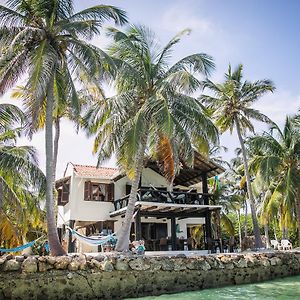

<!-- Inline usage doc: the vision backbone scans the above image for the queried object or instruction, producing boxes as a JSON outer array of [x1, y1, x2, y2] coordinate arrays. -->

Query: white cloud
[[161, 4, 214, 36], [254, 90, 300, 124]]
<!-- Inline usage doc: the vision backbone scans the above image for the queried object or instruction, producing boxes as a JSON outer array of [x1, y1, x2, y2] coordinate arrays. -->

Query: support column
[[135, 210, 142, 240], [171, 217, 177, 250], [68, 220, 75, 253], [202, 173, 212, 252]]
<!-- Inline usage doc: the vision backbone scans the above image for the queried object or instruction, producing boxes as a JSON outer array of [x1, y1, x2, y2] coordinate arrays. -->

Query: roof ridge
[[73, 164, 118, 170]]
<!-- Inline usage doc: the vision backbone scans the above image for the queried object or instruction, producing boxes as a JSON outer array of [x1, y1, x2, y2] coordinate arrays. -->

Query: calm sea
[[130, 275, 300, 300]]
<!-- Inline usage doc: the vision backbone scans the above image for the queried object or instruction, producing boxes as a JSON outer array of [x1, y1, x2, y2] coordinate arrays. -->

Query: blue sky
[[1, 0, 300, 176]]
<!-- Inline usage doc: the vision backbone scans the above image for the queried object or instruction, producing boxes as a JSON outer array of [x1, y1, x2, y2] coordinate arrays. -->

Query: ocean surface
[[130, 275, 300, 300]]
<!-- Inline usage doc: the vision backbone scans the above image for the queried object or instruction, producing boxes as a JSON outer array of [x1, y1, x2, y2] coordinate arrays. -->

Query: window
[[56, 178, 70, 206], [84, 181, 114, 202]]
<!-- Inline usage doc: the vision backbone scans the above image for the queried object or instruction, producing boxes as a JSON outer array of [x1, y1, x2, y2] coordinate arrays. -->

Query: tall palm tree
[[201, 64, 275, 248], [0, 0, 127, 255], [248, 117, 300, 244], [86, 25, 219, 251], [0, 103, 45, 248]]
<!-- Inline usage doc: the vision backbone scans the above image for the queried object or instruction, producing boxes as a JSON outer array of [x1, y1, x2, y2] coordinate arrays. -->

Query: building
[[56, 153, 224, 253]]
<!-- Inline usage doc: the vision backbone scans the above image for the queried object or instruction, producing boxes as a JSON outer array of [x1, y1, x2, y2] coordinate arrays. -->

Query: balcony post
[[135, 210, 142, 240], [171, 217, 177, 250], [202, 173, 212, 252], [68, 220, 75, 253]]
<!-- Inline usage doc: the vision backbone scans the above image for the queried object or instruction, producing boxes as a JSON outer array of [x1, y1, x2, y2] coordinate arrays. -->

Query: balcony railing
[[113, 188, 211, 211]]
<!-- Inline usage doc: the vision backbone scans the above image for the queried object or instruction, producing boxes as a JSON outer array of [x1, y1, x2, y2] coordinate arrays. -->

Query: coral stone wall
[[1, 251, 300, 299]]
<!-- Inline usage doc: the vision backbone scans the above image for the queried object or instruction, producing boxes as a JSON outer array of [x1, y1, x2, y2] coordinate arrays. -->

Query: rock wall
[[1, 251, 300, 299]]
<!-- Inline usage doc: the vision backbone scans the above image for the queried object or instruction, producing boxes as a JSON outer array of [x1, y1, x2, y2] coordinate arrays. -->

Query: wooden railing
[[113, 188, 211, 211]]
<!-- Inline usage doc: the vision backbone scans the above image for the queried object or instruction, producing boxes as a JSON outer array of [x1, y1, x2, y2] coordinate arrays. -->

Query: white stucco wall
[[141, 168, 169, 188], [114, 176, 128, 201], [114, 168, 170, 201], [68, 175, 114, 222]]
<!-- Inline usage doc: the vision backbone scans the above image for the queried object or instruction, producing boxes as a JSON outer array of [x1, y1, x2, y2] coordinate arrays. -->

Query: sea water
[[131, 275, 300, 300]]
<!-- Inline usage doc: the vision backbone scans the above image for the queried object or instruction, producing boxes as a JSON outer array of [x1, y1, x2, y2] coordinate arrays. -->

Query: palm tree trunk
[[45, 74, 66, 256], [296, 200, 300, 245], [273, 220, 278, 240], [264, 222, 270, 248], [235, 118, 263, 248], [282, 227, 288, 240], [0, 179, 3, 210], [115, 138, 147, 251], [244, 199, 248, 237], [236, 210, 242, 250], [53, 118, 60, 182]]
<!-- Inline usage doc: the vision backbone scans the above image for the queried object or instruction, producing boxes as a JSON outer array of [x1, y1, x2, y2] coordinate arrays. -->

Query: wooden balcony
[[113, 188, 211, 211]]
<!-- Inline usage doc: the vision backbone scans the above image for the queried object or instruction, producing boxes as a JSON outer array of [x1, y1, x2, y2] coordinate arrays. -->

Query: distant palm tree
[[0, 103, 45, 248], [201, 64, 275, 248], [12, 81, 102, 180], [86, 25, 219, 251], [0, 0, 127, 255], [249, 117, 300, 244]]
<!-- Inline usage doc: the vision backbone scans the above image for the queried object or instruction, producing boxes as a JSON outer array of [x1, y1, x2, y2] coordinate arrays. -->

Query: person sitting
[[131, 240, 145, 255], [159, 237, 168, 251]]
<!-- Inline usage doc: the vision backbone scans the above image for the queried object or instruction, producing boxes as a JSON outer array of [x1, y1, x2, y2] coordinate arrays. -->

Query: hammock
[[66, 226, 116, 246], [0, 238, 40, 253]]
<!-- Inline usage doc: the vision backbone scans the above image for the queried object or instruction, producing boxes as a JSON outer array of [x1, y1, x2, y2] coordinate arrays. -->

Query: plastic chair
[[270, 239, 280, 250], [280, 239, 292, 250]]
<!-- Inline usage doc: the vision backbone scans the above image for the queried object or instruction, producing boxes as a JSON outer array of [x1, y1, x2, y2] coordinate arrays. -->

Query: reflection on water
[[131, 276, 300, 300]]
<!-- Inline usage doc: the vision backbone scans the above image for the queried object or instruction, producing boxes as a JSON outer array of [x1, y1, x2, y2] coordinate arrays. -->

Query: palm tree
[[85, 25, 219, 251], [0, 103, 45, 248], [201, 64, 275, 248], [248, 117, 300, 244], [0, 0, 127, 255]]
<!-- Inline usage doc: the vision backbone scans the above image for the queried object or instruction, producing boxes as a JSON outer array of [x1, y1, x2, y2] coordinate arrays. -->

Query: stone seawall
[[1, 251, 300, 299]]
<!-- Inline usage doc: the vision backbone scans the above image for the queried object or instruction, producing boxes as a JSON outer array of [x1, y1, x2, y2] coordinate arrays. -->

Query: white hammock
[[66, 226, 116, 246]]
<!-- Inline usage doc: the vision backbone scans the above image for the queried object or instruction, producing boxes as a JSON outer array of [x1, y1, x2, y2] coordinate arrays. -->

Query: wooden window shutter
[[106, 183, 114, 202], [84, 181, 91, 201], [57, 189, 62, 205], [62, 183, 70, 203]]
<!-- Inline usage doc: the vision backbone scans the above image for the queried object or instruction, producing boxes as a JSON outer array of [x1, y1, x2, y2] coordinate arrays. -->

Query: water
[[131, 276, 300, 300]]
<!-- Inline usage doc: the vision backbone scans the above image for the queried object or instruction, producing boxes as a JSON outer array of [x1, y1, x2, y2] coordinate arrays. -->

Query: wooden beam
[[141, 206, 158, 212], [141, 210, 207, 219]]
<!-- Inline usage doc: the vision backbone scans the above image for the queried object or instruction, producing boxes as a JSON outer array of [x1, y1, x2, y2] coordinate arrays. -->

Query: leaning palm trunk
[[45, 75, 66, 256], [115, 139, 147, 251], [235, 118, 263, 248]]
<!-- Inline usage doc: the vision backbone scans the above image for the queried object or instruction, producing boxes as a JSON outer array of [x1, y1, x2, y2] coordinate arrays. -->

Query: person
[[136, 240, 145, 255], [131, 240, 145, 255]]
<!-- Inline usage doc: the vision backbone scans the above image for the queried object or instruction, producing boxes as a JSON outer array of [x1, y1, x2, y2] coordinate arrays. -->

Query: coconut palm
[[248, 117, 300, 244], [85, 25, 219, 251], [0, 0, 127, 255], [201, 64, 275, 248], [0, 103, 45, 248]]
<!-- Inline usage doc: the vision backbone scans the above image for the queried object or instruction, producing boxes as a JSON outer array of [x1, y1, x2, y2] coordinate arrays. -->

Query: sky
[[1, 0, 300, 178]]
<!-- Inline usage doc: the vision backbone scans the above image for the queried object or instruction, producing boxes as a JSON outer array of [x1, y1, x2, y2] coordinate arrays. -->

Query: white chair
[[270, 239, 280, 250], [280, 239, 292, 250]]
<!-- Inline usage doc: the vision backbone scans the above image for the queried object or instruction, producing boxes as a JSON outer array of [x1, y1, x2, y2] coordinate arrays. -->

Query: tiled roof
[[73, 164, 119, 179]]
